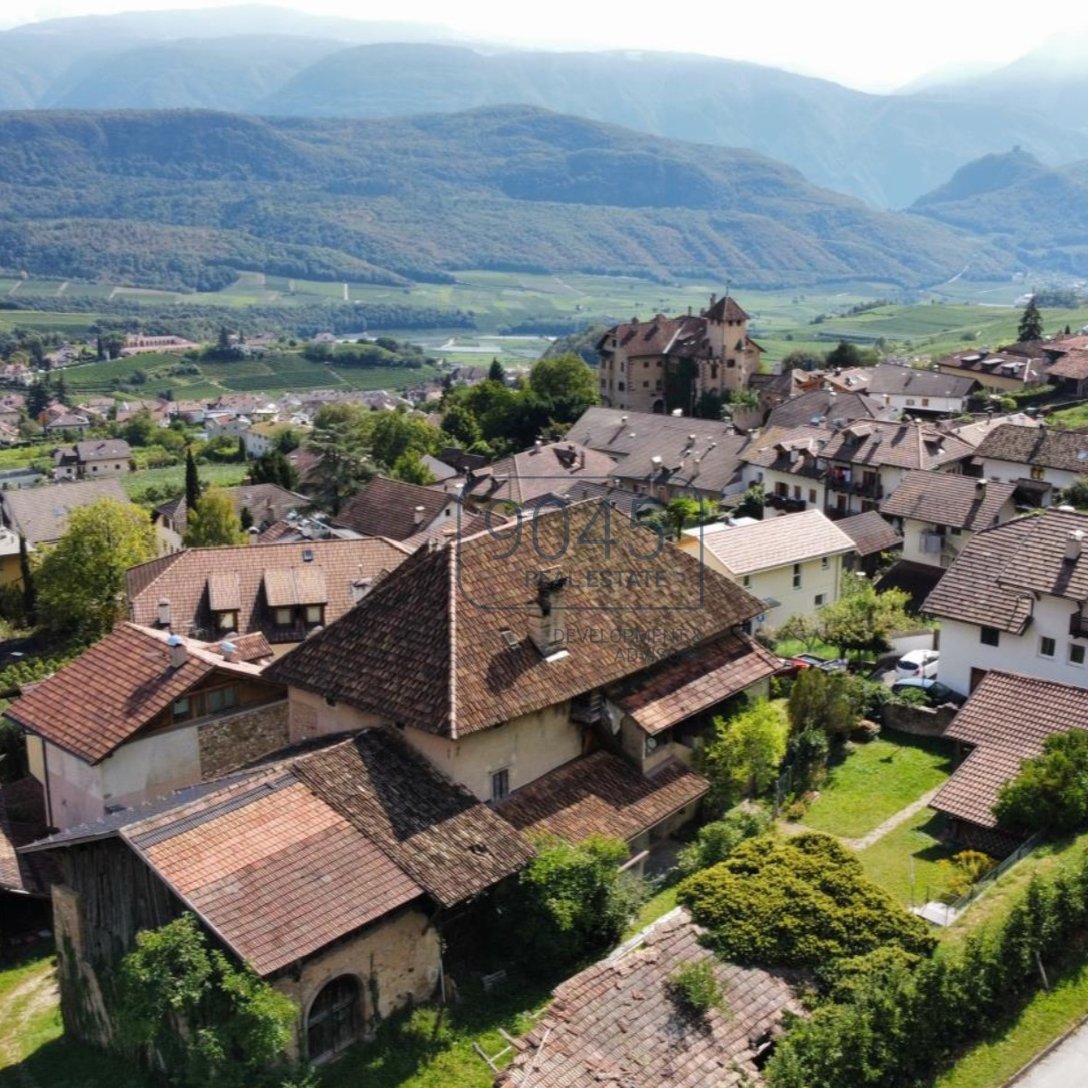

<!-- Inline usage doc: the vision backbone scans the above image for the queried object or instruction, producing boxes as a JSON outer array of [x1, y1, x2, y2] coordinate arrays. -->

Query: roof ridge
[[447, 542, 459, 740]]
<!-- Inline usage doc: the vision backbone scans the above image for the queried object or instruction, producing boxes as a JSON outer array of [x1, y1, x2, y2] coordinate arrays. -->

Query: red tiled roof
[[498, 907, 799, 1088], [462, 441, 617, 507], [608, 633, 780, 735], [932, 671, 1088, 830], [5, 625, 271, 764], [267, 502, 765, 739], [128, 773, 421, 976], [820, 421, 975, 471], [496, 751, 708, 844]]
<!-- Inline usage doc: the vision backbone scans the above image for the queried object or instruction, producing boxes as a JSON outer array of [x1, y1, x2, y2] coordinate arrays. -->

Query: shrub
[[514, 834, 643, 969], [788, 668, 860, 739], [675, 809, 772, 877], [938, 850, 996, 903], [700, 700, 788, 809], [783, 800, 808, 822], [787, 728, 830, 793], [678, 833, 935, 968], [669, 959, 723, 1015]]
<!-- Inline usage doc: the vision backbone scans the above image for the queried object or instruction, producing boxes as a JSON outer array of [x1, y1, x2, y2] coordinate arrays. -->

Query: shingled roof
[[932, 671, 1088, 831], [975, 423, 1088, 473], [865, 365, 977, 399], [766, 389, 896, 430], [462, 441, 617, 507], [267, 502, 766, 739], [566, 407, 739, 461], [5, 625, 272, 765], [924, 509, 1088, 632], [820, 420, 975, 471], [837, 510, 903, 557], [497, 907, 799, 1088], [25, 730, 532, 975], [126, 537, 410, 643], [695, 509, 855, 576], [0, 478, 128, 545], [880, 472, 1017, 532], [497, 751, 707, 844], [334, 475, 460, 540]]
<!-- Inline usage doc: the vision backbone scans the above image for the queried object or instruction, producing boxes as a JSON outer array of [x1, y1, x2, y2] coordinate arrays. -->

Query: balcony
[[765, 494, 807, 513], [1070, 609, 1088, 638], [826, 475, 883, 500]]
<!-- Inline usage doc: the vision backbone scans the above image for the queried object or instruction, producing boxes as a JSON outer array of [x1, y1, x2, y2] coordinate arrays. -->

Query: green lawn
[[857, 806, 958, 907], [624, 884, 679, 939], [123, 461, 248, 500], [801, 732, 953, 840]]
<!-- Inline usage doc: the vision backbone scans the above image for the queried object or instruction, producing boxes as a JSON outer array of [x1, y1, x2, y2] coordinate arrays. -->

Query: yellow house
[[0, 526, 22, 587], [680, 509, 855, 632]]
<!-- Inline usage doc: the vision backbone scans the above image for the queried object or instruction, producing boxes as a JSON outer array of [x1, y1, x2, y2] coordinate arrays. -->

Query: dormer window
[[304, 604, 324, 626], [216, 610, 238, 631]]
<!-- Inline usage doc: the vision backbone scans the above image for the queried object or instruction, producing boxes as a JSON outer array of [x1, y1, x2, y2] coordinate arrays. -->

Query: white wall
[[404, 701, 582, 802], [99, 727, 202, 813], [41, 744, 104, 830], [287, 687, 385, 743], [938, 597, 1088, 694], [980, 458, 1078, 500]]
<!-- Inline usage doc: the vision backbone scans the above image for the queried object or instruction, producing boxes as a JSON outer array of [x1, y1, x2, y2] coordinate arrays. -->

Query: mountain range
[[0, 106, 1009, 292], [2, 7, 1088, 208]]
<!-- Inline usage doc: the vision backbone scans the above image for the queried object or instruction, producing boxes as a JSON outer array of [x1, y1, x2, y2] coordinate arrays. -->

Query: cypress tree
[[1018, 297, 1043, 342], [19, 535, 35, 625], [184, 447, 202, 513]]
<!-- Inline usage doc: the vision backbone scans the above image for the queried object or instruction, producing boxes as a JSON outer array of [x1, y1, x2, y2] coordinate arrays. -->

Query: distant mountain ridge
[[1, 8, 1087, 207], [0, 106, 1010, 292], [911, 149, 1088, 276]]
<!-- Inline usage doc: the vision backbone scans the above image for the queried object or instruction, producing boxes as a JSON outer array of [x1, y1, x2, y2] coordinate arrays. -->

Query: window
[[1070, 643, 1086, 666], [1031, 466, 1045, 481], [643, 381, 649, 388], [172, 685, 239, 722], [1039, 636, 1056, 658], [215, 610, 237, 631], [821, 556, 830, 570], [980, 626, 1000, 647], [491, 768, 510, 802], [815, 593, 826, 606], [305, 604, 325, 626], [793, 485, 801, 499], [922, 398, 930, 407], [274, 607, 293, 626], [741, 575, 751, 588], [792, 563, 802, 589], [809, 489, 817, 503]]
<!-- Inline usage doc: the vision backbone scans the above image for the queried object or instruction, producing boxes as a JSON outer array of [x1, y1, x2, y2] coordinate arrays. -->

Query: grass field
[[801, 732, 953, 840], [123, 462, 248, 500], [857, 807, 958, 908]]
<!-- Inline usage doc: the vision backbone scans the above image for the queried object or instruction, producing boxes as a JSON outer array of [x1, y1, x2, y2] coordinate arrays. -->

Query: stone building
[[596, 295, 763, 414]]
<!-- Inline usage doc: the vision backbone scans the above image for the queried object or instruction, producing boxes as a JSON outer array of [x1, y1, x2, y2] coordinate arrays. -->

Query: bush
[[783, 800, 808, 822], [938, 850, 996, 903], [676, 809, 772, 878], [995, 729, 1088, 835], [678, 833, 935, 968], [669, 959, 723, 1015], [513, 834, 643, 969], [700, 700, 788, 809]]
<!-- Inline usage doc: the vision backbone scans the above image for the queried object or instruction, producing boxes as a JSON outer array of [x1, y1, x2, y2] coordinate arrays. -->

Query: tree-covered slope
[[911, 149, 1088, 275], [0, 106, 1010, 291]]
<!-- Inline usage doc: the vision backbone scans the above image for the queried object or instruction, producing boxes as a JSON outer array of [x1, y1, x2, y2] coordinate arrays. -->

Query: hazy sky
[[4, 0, 1086, 91]]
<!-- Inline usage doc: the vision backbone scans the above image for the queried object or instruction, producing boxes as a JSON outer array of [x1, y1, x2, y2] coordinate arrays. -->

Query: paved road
[[1013, 1019, 1088, 1087]]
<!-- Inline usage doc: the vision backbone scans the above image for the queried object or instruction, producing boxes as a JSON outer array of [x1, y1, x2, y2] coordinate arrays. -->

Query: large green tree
[[183, 488, 246, 547], [305, 403, 376, 513], [369, 410, 441, 470], [528, 352, 599, 422], [818, 574, 911, 659], [36, 498, 156, 640], [185, 446, 202, 511], [995, 729, 1088, 834], [701, 700, 788, 808], [1017, 296, 1044, 342]]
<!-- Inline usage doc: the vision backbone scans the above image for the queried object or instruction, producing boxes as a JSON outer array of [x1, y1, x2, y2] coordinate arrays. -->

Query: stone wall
[[272, 906, 441, 1061], [197, 700, 290, 780], [884, 703, 957, 738]]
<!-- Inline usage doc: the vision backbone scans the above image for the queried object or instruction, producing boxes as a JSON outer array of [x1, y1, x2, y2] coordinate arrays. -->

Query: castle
[[596, 294, 762, 414]]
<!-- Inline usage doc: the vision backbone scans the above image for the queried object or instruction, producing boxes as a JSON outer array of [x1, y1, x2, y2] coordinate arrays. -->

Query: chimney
[[528, 569, 568, 658], [975, 479, 988, 498], [247, 526, 259, 544], [157, 598, 171, 627], [167, 634, 187, 669], [1066, 529, 1085, 563], [220, 640, 236, 663], [413, 504, 426, 527]]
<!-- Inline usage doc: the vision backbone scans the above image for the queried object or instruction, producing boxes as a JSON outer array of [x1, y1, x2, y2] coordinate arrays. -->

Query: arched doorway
[[307, 975, 361, 1063]]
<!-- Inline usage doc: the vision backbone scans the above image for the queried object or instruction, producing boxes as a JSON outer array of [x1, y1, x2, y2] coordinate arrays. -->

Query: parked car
[[894, 649, 940, 679], [890, 677, 966, 708], [788, 653, 849, 672]]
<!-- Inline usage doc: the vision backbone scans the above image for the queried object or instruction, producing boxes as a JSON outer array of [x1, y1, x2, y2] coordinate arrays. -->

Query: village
[[3, 292, 1088, 1088]]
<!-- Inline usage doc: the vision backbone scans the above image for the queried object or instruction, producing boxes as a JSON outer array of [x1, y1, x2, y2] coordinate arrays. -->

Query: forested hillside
[[0, 106, 1009, 291], [911, 149, 1088, 276]]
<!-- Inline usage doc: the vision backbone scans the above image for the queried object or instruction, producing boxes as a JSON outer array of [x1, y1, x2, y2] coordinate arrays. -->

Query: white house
[[974, 423, 1088, 506], [924, 509, 1088, 696], [879, 471, 1019, 571], [864, 365, 978, 416], [679, 508, 855, 631]]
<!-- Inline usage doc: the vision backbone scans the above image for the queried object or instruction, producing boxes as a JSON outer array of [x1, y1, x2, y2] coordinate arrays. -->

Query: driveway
[[1012, 1019, 1088, 1087]]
